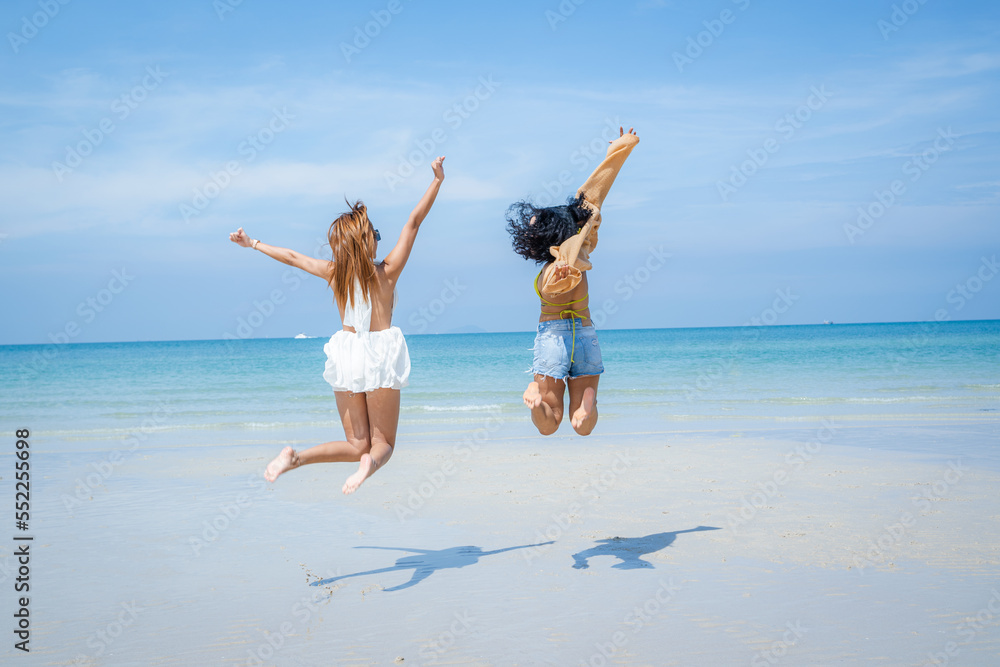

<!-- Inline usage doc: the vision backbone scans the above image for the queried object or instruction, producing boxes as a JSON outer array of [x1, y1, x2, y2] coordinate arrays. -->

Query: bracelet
[[251, 239, 260, 250]]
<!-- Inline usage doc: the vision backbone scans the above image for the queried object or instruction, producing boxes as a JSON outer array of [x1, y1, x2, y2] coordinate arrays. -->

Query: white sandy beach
[[8, 413, 1000, 666]]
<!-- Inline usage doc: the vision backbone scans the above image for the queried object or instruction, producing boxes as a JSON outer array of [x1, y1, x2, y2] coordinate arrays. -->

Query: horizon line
[[2, 318, 998, 348]]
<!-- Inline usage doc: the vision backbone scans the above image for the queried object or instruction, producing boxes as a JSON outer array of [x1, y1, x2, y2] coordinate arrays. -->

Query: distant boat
[[823, 320, 833, 325], [294, 333, 310, 339]]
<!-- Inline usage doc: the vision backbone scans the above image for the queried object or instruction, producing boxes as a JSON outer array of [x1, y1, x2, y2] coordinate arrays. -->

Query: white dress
[[322, 281, 410, 393]]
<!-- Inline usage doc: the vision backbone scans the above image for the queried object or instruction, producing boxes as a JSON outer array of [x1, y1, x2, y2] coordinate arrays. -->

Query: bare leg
[[524, 374, 565, 436], [568, 375, 599, 435], [264, 391, 371, 483], [343, 388, 400, 494]]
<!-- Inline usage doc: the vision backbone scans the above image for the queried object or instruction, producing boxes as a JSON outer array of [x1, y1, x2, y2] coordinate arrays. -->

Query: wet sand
[[8, 414, 1000, 665]]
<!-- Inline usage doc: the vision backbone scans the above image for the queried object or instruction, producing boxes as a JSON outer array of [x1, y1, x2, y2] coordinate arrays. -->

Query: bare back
[[336, 264, 397, 333], [537, 263, 592, 327]]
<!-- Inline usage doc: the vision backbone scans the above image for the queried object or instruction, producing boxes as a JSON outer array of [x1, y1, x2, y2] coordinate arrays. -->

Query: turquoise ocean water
[[1, 321, 997, 462]]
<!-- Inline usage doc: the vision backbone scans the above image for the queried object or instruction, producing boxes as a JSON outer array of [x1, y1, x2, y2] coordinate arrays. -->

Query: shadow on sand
[[311, 541, 554, 591], [571, 526, 721, 570]]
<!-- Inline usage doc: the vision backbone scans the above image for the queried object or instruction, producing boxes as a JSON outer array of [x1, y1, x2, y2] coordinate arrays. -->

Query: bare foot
[[264, 446, 298, 482], [342, 453, 375, 495], [523, 381, 542, 409], [571, 387, 596, 430]]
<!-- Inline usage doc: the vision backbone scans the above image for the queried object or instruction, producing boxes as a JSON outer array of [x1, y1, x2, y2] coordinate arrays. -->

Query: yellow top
[[533, 269, 588, 363], [534, 269, 588, 314], [539, 131, 640, 296]]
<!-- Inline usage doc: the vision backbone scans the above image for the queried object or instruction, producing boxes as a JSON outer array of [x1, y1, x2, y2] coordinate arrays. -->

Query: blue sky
[[1, 0, 997, 344]]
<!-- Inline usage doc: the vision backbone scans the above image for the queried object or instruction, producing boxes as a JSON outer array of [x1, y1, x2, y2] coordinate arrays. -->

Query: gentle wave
[[776, 395, 972, 404], [413, 404, 504, 413], [37, 420, 342, 437], [6, 323, 998, 446]]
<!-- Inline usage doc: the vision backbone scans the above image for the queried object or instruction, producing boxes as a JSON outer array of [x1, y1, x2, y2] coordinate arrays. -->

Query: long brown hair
[[327, 199, 378, 308]]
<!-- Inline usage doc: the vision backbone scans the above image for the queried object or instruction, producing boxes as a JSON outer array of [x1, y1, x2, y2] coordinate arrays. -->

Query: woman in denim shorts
[[505, 127, 639, 436]]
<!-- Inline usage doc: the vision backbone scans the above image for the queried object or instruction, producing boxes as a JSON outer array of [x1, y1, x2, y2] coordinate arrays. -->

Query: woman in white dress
[[228, 157, 445, 494]]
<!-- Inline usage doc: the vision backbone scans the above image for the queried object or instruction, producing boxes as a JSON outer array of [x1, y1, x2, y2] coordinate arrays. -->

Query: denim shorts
[[531, 319, 604, 380]]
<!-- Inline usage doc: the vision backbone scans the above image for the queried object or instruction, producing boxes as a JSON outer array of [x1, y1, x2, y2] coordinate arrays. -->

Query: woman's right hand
[[431, 156, 445, 181], [229, 227, 253, 247]]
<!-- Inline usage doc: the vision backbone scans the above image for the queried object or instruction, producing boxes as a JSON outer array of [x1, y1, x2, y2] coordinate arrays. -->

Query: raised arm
[[577, 127, 639, 211], [542, 127, 639, 295], [229, 227, 332, 280], [382, 156, 445, 282]]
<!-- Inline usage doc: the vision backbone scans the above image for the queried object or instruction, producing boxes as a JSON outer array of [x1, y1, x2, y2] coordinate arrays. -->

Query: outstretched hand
[[431, 156, 446, 180], [229, 227, 253, 248], [610, 126, 638, 143]]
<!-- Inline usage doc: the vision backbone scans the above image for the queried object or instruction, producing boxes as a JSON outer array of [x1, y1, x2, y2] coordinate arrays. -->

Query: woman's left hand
[[610, 126, 637, 143]]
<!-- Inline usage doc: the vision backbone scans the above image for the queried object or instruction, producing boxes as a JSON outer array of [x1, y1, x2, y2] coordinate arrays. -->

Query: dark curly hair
[[506, 193, 592, 264]]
